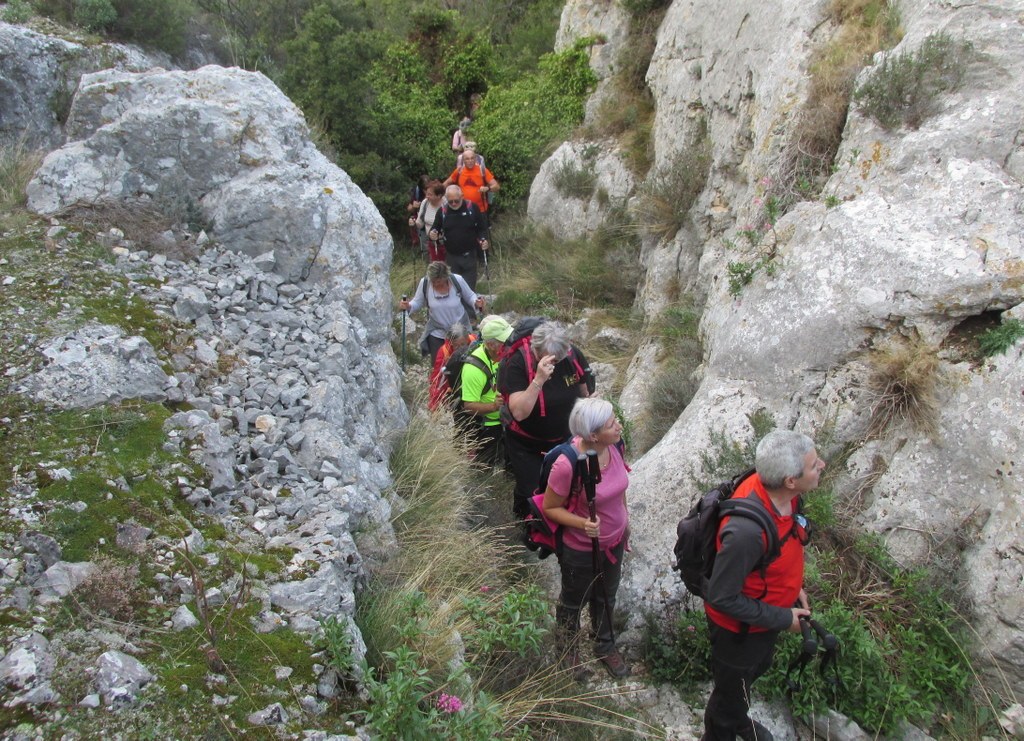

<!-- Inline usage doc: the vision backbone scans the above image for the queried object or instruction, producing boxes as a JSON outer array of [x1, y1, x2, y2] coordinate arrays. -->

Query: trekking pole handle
[[586, 448, 601, 486], [799, 615, 818, 654], [808, 618, 838, 650]]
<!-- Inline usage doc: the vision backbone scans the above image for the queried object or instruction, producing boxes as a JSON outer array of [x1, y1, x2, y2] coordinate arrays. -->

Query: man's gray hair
[[569, 397, 614, 440], [531, 322, 570, 362], [446, 322, 470, 342], [755, 430, 815, 489], [426, 261, 451, 281]]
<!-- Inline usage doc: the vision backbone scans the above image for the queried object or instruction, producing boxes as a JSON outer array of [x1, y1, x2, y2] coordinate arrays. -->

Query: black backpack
[[672, 469, 792, 600], [441, 340, 492, 408]]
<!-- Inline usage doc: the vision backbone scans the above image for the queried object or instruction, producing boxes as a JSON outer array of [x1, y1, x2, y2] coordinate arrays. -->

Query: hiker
[[443, 148, 499, 231], [398, 261, 484, 365], [702, 430, 822, 741], [542, 397, 630, 679], [456, 315, 512, 464], [429, 185, 488, 290], [456, 142, 485, 171], [413, 180, 446, 262], [406, 175, 429, 254], [451, 116, 472, 155], [429, 322, 475, 412], [500, 322, 594, 518]]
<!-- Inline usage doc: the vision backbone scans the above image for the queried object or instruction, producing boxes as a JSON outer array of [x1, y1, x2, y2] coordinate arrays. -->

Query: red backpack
[[496, 318, 593, 440]]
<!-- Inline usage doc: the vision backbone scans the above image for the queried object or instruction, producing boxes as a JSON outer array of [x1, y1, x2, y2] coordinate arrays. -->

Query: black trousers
[[704, 623, 779, 740], [556, 539, 625, 656], [445, 251, 478, 290], [504, 431, 553, 517]]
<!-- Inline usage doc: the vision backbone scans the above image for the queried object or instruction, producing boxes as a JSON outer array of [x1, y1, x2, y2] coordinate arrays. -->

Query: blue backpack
[[523, 442, 581, 559]]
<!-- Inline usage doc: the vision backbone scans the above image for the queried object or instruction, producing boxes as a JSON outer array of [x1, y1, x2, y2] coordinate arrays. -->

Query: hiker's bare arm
[[463, 400, 501, 416], [507, 355, 556, 420], [542, 486, 599, 534]]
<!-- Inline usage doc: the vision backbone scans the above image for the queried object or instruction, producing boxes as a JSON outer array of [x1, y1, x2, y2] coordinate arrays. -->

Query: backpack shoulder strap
[[419, 277, 429, 308], [463, 352, 494, 394]]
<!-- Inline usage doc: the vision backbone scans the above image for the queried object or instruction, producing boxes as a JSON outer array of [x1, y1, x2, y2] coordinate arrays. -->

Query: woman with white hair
[[542, 397, 630, 679]]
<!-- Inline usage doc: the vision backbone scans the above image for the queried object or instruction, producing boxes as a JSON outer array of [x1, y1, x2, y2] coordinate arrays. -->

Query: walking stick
[[481, 243, 490, 282], [582, 449, 615, 643], [400, 294, 407, 372]]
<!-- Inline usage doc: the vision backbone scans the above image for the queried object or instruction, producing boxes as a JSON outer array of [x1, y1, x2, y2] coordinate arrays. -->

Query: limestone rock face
[[0, 21, 168, 151], [527, 141, 636, 241], [26, 65, 394, 329], [543, 0, 1024, 698]]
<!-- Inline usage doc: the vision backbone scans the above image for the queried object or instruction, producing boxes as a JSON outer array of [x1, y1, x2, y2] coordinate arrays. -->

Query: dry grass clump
[[863, 338, 942, 439], [773, 0, 901, 205], [365, 402, 512, 671], [0, 137, 44, 212], [61, 198, 206, 260], [73, 555, 142, 623], [634, 125, 712, 243]]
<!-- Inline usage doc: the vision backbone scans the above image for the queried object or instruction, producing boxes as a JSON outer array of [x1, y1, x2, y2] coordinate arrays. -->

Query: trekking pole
[[807, 618, 842, 692], [400, 294, 407, 373], [785, 615, 819, 693], [583, 449, 615, 643], [481, 241, 490, 282]]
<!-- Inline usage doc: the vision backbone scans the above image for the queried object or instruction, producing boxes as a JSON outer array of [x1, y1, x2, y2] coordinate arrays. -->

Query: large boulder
[[0, 20, 168, 151], [26, 65, 394, 332]]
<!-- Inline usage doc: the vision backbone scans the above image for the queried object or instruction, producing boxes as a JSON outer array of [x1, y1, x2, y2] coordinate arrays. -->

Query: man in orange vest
[[702, 430, 823, 741], [444, 147, 499, 230]]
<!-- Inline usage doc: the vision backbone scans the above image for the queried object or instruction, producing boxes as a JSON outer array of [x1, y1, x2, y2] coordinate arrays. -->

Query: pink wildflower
[[479, 585, 491, 593], [760, 176, 772, 188], [437, 693, 463, 714]]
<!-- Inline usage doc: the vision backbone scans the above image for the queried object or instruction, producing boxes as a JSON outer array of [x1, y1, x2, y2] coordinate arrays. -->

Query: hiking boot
[[597, 650, 630, 678], [738, 720, 775, 741]]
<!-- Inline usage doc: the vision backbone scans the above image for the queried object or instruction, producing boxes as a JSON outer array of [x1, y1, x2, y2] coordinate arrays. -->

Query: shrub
[[854, 32, 973, 130], [0, 138, 43, 212], [977, 318, 1024, 357], [635, 121, 712, 242], [550, 148, 598, 200], [2, 0, 34, 22], [74, 0, 117, 30], [772, 0, 901, 207], [473, 38, 597, 204], [862, 338, 942, 439], [633, 303, 703, 453], [641, 610, 711, 690]]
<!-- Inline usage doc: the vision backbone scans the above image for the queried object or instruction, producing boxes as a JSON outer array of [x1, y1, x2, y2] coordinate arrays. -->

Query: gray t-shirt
[[407, 274, 478, 341]]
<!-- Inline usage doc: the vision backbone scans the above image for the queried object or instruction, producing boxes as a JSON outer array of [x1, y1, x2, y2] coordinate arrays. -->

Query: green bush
[[473, 38, 597, 204], [854, 32, 973, 129], [73, 0, 117, 30], [641, 610, 711, 690], [1, 0, 34, 22], [550, 152, 597, 200], [977, 318, 1024, 357]]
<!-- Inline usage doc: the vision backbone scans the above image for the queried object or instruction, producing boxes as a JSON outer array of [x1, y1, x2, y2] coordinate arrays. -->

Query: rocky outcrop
[[527, 140, 636, 241], [27, 65, 394, 316], [0, 20, 169, 151], [546, 0, 1024, 698], [22, 323, 169, 408], [13, 62, 405, 706]]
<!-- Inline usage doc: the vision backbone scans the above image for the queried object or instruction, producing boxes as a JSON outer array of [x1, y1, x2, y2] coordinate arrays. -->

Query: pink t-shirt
[[547, 438, 629, 552]]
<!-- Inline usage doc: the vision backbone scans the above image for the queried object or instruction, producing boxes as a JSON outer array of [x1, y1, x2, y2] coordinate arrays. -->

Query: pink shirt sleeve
[[546, 452, 575, 498]]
